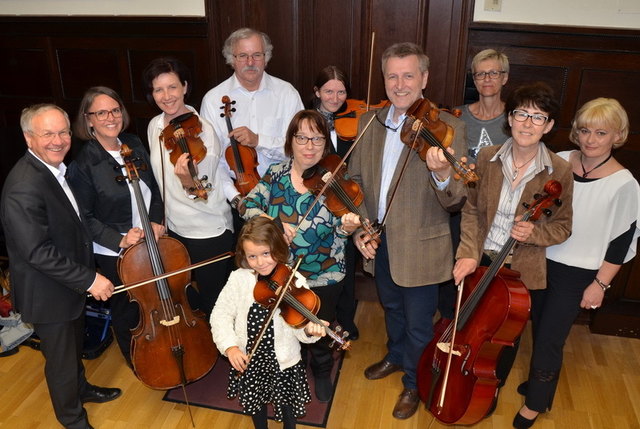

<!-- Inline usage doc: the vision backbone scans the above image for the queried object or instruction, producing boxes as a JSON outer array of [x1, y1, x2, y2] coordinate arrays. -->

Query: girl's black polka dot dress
[[227, 302, 311, 421]]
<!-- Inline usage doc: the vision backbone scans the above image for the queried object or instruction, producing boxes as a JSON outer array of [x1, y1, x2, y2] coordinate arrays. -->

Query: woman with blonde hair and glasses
[[513, 98, 640, 428]]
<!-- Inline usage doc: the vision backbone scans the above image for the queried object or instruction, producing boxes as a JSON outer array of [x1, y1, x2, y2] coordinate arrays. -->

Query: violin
[[416, 180, 563, 424], [220, 96, 261, 196], [159, 112, 211, 199], [302, 153, 382, 245], [254, 263, 351, 350], [116, 144, 218, 391], [334, 99, 388, 141], [401, 98, 479, 184]]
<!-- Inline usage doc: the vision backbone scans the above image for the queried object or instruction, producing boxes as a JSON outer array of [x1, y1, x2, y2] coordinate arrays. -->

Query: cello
[[116, 144, 218, 391], [416, 180, 563, 425], [220, 96, 261, 196]]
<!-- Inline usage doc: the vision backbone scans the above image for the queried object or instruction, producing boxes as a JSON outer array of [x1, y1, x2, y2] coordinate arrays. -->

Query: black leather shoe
[[315, 376, 333, 402], [364, 359, 402, 380], [81, 385, 122, 403], [517, 381, 528, 396], [513, 411, 538, 428], [392, 388, 420, 419], [347, 327, 359, 341]]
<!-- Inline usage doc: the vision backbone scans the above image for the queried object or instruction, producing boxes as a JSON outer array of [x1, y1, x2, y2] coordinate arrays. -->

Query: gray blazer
[[348, 105, 468, 287]]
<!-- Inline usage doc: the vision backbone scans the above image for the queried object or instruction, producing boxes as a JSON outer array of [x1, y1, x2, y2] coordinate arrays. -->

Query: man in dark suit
[[1, 104, 121, 429], [349, 43, 468, 419]]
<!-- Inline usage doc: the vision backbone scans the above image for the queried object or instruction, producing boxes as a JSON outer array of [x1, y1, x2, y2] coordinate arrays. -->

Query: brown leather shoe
[[393, 388, 420, 419], [364, 359, 402, 380]]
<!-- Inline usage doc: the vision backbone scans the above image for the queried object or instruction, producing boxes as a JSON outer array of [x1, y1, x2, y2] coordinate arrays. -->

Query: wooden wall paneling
[[298, 0, 363, 105], [365, 0, 427, 104], [423, 0, 472, 108]]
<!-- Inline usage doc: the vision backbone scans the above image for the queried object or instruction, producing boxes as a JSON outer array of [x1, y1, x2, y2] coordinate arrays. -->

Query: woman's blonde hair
[[570, 98, 629, 148]]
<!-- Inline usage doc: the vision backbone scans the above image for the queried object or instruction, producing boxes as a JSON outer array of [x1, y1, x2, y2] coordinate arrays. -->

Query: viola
[[159, 112, 211, 200], [220, 96, 261, 196], [416, 180, 563, 425], [302, 153, 382, 245], [254, 263, 351, 350], [334, 99, 388, 141], [400, 98, 479, 184], [116, 144, 218, 391]]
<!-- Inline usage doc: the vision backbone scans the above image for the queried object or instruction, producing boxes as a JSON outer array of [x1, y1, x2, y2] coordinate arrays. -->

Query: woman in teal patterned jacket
[[240, 109, 361, 403]]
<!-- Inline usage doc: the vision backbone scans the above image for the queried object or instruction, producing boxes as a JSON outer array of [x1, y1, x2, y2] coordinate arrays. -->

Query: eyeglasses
[[233, 52, 266, 62], [511, 110, 549, 126], [472, 70, 506, 80], [85, 107, 123, 121], [29, 130, 72, 142], [294, 135, 326, 146]]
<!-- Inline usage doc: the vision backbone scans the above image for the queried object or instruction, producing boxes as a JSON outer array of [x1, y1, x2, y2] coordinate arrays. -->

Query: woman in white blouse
[[513, 98, 640, 428]]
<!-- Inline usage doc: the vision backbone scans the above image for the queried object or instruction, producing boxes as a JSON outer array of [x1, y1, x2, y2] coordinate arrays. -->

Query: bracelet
[[336, 226, 351, 236], [594, 277, 611, 292]]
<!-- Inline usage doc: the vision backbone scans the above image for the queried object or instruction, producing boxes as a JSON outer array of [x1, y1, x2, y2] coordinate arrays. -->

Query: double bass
[[417, 180, 562, 425], [116, 144, 217, 390]]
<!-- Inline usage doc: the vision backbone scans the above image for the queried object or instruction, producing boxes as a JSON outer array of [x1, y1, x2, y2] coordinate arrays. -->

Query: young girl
[[210, 216, 327, 429]]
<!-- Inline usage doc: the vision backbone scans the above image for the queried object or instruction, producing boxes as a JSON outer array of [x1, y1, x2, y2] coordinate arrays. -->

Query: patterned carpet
[[163, 348, 345, 427]]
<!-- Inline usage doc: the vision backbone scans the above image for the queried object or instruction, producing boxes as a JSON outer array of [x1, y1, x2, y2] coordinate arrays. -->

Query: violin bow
[[434, 278, 464, 412], [294, 113, 377, 234], [89, 252, 235, 297], [244, 256, 304, 367]]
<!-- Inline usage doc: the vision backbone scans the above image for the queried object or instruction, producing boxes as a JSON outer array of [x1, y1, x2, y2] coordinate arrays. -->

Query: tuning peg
[[522, 202, 531, 209], [533, 193, 541, 199], [554, 199, 562, 206], [543, 208, 552, 216], [115, 175, 127, 182]]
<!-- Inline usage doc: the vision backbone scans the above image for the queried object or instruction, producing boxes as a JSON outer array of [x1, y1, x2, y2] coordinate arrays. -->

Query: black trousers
[[525, 259, 597, 412], [168, 229, 234, 318], [336, 236, 358, 333], [306, 280, 344, 378], [95, 254, 138, 367], [34, 317, 92, 429]]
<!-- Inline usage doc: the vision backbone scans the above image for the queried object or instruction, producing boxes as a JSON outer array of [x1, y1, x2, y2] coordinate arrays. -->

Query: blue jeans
[[374, 233, 438, 389]]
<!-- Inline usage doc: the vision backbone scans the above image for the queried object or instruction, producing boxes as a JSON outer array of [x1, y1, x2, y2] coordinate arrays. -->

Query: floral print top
[[241, 160, 346, 287]]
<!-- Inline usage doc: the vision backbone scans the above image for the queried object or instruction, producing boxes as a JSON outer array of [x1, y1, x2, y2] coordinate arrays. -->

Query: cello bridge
[[436, 342, 462, 356], [160, 315, 180, 326]]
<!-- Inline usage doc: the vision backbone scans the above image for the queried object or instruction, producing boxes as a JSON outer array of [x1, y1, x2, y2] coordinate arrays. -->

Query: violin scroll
[[401, 99, 479, 184]]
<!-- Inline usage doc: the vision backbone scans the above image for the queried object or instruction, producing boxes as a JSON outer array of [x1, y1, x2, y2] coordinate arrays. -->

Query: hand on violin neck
[[304, 320, 329, 337], [173, 152, 197, 183], [120, 227, 144, 249], [229, 126, 259, 148], [426, 146, 453, 181], [340, 212, 361, 234]]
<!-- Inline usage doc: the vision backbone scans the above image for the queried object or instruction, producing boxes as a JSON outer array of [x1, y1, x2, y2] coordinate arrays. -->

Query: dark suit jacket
[[1, 152, 95, 323], [348, 105, 468, 286], [67, 133, 164, 253]]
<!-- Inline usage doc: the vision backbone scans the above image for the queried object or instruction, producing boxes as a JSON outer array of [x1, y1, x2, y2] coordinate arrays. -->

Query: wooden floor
[[1, 300, 639, 429]]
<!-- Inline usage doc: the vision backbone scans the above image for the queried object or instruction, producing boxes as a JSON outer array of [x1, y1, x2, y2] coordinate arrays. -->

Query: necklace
[[580, 152, 612, 178], [511, 150, 537, 182]]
